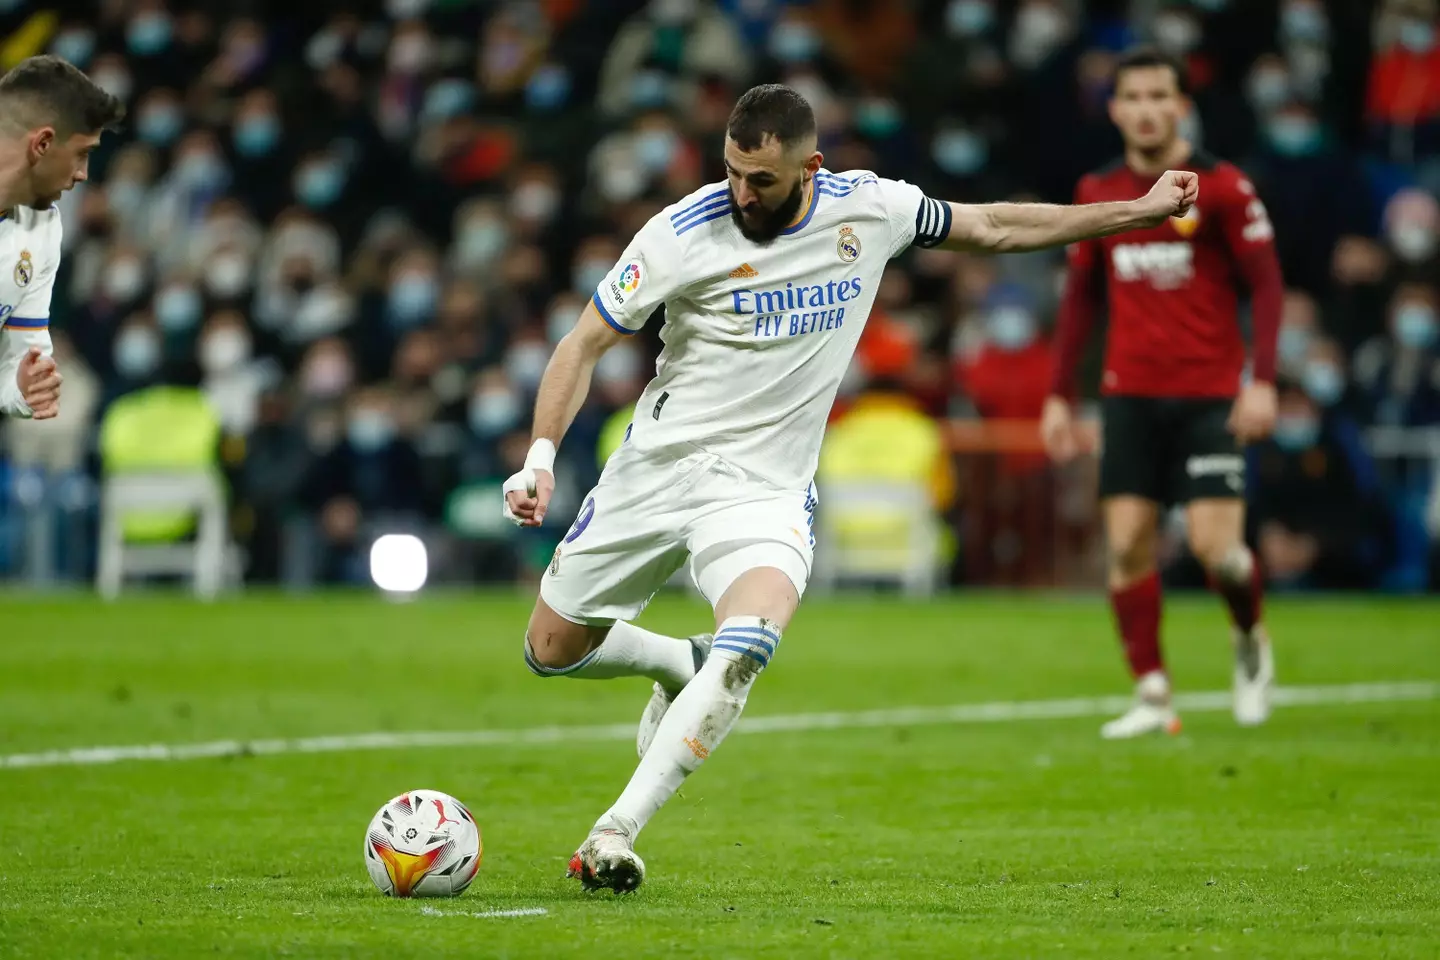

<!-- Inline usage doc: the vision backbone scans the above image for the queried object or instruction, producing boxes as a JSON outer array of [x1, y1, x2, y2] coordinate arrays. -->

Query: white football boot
[[567, 820, 645, 894], [1101, 670, 1182, 739], [1232, 624, 1275, 727], [636, 633, 713, 758]]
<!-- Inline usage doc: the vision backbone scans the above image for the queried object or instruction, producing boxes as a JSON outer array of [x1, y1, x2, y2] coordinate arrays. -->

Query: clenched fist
[[17, 347, 61, 420], [1135, 170, 1199, 228]]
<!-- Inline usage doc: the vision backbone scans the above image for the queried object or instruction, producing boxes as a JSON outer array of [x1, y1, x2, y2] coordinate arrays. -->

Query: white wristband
[[523, 438, 556, 474]]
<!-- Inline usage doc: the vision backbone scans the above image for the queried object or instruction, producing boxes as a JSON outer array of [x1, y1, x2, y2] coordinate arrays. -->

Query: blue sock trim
[[711, 618, 782, 669]]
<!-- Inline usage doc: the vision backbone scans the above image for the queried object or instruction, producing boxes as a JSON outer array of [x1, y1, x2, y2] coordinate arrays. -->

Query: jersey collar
[[780, 179, 819, 237]]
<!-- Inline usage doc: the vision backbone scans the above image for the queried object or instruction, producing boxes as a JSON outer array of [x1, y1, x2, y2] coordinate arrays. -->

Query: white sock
[[595, 616, 781, 837], [524, 621, 698, 690]]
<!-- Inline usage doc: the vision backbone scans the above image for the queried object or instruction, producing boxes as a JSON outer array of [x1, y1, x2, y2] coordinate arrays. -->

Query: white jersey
[[592, 169, 949, 491], [0, 203, 60, 417]]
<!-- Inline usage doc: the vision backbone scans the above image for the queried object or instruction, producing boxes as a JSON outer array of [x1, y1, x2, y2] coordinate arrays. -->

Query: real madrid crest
[[14, 248, 32, 287], [837, 224, 860, 263]]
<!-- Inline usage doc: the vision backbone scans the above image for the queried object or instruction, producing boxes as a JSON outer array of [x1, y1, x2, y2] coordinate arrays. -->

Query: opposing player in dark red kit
[[1042, 48, 1284, 738]]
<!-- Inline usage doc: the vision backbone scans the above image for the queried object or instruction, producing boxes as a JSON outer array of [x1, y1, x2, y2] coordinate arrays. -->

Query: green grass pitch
[[0, 592, 1437, 958]]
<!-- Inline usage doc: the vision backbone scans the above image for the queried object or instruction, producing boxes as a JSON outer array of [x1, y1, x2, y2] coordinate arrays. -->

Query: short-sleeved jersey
[[1068, 152, 1275, 398], [591, 170, 949, 491], [0, 204, 60, 417]]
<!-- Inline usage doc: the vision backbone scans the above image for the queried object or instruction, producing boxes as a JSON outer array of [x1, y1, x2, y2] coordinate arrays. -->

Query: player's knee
[[1201, 542, 1253, 586], [1109, 535, 1156, 579], [523, 624, 603, 675]]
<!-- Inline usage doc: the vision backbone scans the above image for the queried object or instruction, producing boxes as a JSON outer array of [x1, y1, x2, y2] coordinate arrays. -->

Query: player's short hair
[[727, 84, 816, 152], [0, 55, 125, 137], [1114, 46, 1190, 97]]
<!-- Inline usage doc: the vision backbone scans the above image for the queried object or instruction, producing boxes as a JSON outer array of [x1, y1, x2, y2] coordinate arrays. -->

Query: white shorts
[[540, 443, 816, 625]]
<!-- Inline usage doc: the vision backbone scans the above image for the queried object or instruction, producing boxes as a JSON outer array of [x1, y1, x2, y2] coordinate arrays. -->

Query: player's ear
[[804, 150, 822, 178], [29, 126, 55, 160]]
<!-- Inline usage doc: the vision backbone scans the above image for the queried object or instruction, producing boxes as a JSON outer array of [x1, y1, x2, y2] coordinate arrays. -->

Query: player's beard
[[728, 178, 806, 244]]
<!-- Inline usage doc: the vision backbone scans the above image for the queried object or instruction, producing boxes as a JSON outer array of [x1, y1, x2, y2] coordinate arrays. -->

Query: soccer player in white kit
[[0, 56, 123, 419], [504, 84, 1197, 893]]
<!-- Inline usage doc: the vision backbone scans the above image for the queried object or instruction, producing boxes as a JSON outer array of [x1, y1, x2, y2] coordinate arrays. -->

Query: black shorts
[[1099, 396, 1244, 506]]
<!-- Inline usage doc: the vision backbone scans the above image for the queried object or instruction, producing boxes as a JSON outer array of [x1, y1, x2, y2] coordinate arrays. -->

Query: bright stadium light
[[369, 534, 428, 594]]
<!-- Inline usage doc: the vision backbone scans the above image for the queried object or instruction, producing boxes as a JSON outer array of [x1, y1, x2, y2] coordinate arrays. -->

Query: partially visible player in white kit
[[503, 84, 1198, 893], [0, 55, 123, 419]]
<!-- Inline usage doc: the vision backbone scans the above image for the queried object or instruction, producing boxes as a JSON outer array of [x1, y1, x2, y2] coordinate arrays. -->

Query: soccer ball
[[363, 790, 482, 897]]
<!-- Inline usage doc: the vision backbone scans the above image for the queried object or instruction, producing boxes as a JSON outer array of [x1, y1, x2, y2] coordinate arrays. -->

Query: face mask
[[127, 13, 173, 55], [1280, 2, 1327, 43], [510, 182, 559, 222], [1267, 117, 1321, 157], [138, 105, 183, 146], [547, 305, 576, 344], [526, 64, 571, 111], [115, 329, 160, 378], [293, 287, 353, 340], [854, 99, 902, 139], [347, 413, 395, 452], [468, 390, 522, 436], [1012, 4, 1067, 67], [303, 356, 352, 397], [51, 30, 96, 66], [573, 259, 612, 295], [595, 343, 641, 384], [91, 70, 132, 102], [106, 179, 146, 217], [389, 34, 431, 74], [946, 0, 994, 37], [987, 307, 1037, 351], [155, 286, 202, 331], [770, 22, 820, 63], [200, 329, 251, 373], [388, 275, 438, 326], [1278, 325, 1311, 368], [205, 255, 252, 299], [104, 260, 145, 302], [176, 152, 226, 191], [599, 163, 645, 203], [933, 129, 988, 177], [296, 163, 345, 208], [1154, 14, 1201, 54], [1395, 305, 1438, 349], [1273, 415, 1320, 451], [1302, 362, 1343, 406], [633, 129, 678, 173], [1400, 19, 1436, 54], [425, 79, 474, 119], [234, 114, 280, 157], [456, 219, 508, 266], [1390, 224, 1437, 263], [505, 343, 551, 391], [629, 70, 671, 110], [1246, 70, 1291, 113]]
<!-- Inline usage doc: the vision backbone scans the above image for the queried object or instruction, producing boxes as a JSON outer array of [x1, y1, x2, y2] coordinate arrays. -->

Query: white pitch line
[[419, 906, 548, 919], [1, 681, 1433, 772]]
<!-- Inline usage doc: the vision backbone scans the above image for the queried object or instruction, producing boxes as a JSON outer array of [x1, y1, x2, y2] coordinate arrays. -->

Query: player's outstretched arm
[[940, 170, 1199, 254], [503, 301, 626, 526]]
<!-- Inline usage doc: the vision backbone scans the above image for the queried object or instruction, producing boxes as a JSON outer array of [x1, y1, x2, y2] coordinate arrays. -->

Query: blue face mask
[[52, 30, 96, 66], [155, 287, 202, 332], [177, 153, 226, 191], [127, 13, 173, 56], [987, 307, 1037, 352], [138, 106, 183, 146], [1278, 325, 1312, 368], [388, 276, 438, 326], [630, 70, 671, 110], [526, 65, 571, 111], [115, 330, 160, 379], [296, 163, 345, 208], [633, 129, 678, 173], [1302, 362, 1343, 406], [573, 260, 611, 296], [1395, 305, 1438, 349], [946, 0, 994, 37], [933, 130, 989, 177], [425, 79, 475, 120], [234, 115, 280, 157], [469, 391, 522, 437], [457, 221, 507, 265], [1267, 117, 1321, 157], [347, 414, 395, 453], [855, 100, 903, 139], [1280, 4, 1328, 43], [770, 22, 820, 63], [1273, 415, 1320, 451], [1400, 19, 1436, 54]]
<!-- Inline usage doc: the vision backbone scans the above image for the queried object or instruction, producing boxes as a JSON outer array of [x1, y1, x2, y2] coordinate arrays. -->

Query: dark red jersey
[[1051, 150, 1284, 399]]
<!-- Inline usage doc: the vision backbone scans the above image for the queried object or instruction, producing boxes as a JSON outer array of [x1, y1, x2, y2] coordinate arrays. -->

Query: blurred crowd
[[1, 0, 1438, 590]]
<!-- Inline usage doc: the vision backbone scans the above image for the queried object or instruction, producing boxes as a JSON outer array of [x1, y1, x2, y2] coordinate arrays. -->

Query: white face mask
[[509, 182, 559, 222], [200, 329, 251, 372], [205, 255, 252, 298], [104, 259, 146, 302], [505, 343, 551, 392], [1389, 223, 1437, 263], [595, 342, 641, 384]]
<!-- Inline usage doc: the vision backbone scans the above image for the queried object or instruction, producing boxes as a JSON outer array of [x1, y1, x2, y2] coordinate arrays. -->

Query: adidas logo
[[728, 263, 758, 279]]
